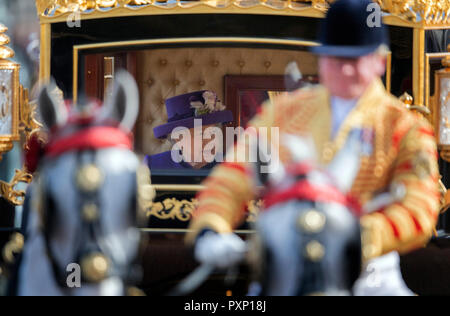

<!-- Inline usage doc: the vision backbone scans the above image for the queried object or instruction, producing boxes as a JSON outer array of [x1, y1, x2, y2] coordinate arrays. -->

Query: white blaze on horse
[[17, 71, 148, 296]]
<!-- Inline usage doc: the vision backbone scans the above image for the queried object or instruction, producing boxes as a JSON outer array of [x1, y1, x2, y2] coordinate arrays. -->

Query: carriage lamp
[[433, 45, 450, 162], [0, 23, 41, 206], [0, 24, 20, 160]]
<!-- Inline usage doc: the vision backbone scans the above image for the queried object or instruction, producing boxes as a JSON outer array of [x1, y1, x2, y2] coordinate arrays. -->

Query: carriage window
[[80, 45, 319, 184]]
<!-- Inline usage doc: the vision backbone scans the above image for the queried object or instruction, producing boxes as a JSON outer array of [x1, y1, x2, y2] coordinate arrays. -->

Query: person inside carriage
[[186, 0, 440, 296], [145, 90, 233, 170]]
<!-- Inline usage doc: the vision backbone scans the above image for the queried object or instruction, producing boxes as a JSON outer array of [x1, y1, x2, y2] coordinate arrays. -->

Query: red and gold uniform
[[187, 78, 440, 261]]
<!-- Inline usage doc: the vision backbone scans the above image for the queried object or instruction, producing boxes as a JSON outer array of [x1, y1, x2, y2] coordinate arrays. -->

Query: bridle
[[35, 119, 139, 292], [257, 161, 362, 296]]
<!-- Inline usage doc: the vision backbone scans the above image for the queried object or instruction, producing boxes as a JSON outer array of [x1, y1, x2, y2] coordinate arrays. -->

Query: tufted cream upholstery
[[135, 47, 318, 155]]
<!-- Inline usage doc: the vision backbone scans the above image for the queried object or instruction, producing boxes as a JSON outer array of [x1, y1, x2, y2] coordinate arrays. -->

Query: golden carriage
[[0, 0, 449, 295]]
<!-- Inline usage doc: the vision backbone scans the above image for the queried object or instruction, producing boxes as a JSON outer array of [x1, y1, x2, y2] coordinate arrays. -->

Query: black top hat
[[311, 0, 389, 57]]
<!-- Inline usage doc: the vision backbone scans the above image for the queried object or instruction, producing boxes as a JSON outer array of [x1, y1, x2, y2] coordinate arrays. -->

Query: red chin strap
[[263, 180, 362, 217], [45, 126, 133, 158]]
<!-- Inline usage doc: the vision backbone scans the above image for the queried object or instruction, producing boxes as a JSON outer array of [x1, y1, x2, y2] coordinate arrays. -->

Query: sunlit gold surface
[[400, 92, 414, 106], [39, 24, 51, 83], [413, 28, 426, 107], [0, 47, 14, 60], [0, 34, 10, 47], [0, 24, 12, 59]]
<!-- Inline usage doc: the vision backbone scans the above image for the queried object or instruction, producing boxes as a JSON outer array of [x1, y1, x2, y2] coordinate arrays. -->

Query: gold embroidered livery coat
[[187, 79, 440, 260]]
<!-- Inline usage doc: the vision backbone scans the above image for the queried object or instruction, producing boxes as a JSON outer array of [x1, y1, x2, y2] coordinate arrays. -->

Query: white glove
[[194, 232, 247, 269]]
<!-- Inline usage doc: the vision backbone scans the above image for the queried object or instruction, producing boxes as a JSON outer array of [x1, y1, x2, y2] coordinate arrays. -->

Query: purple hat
[[153, 90, 233, 139]]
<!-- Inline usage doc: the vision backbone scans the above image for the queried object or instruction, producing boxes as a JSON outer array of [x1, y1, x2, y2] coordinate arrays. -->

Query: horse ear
[[326, 130, 362, 193], [99, 70, 139, 132], [38, 79, 68, 130]]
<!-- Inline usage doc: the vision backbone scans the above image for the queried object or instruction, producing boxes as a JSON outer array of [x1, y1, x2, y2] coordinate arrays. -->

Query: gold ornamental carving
[[19, 89, 43, 149], [146, 198, 262, 222], [0, 169, 33, 206], [35, 0, 450, 26]]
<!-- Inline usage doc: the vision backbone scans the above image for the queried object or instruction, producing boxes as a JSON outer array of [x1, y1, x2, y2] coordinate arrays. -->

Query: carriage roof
[[35, 0, 449, 29]]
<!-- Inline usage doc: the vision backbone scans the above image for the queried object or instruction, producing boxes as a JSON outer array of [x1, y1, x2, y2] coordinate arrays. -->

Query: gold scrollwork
[[378, 0, 450, 24], [146, 198, 199, 222], [0, 169, 33, 206], [19, 87, 43, 148], [146, 198, 262, 222], [35, 0, 450, 26]]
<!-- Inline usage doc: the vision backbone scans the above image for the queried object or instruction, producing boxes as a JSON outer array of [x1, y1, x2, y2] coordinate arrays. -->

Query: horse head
[[251, 130, 364, 296], [18, 71, 147, 296]]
